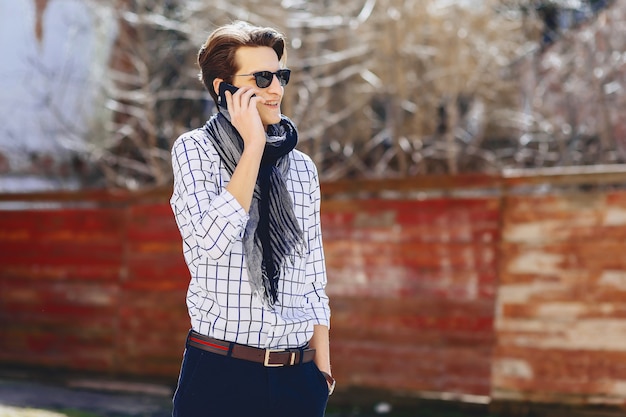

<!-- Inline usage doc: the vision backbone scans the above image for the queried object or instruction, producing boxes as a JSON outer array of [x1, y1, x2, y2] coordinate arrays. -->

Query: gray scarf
[[203, 110, 304, 307]]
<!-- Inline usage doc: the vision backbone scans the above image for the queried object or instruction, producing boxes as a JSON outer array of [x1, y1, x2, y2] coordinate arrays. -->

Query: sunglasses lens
[[277, 69, 290, 86], [255, 72, 273, 88]]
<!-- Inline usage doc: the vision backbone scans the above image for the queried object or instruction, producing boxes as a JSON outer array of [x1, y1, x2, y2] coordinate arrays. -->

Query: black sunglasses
[[233, 69, 291, 88]]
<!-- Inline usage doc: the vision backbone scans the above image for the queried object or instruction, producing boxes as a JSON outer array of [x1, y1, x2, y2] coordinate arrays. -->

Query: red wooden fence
[[2, 168, 626, 408], [324, 197, 499, 396], [495, 190, 626, 405], [0, 201, 189, 379]]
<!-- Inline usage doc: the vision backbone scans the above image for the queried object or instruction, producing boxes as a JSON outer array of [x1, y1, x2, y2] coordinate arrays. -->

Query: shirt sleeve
[[302, 161, 331, 328], [170, 133, 249, 260]]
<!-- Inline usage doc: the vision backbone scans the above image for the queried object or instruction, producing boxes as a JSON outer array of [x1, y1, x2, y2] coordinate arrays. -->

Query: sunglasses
[[233, 69, 291, 88]]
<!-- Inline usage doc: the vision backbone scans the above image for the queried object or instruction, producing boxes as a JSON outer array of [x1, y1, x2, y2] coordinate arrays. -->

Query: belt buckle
[[264, 349, 295, 367]]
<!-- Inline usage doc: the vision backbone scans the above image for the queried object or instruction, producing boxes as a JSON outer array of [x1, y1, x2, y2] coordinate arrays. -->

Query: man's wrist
[[320, 371, 336, 395]]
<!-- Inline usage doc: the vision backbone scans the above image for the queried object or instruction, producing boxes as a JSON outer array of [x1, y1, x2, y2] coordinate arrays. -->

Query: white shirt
[[170, 126, 330, 349]]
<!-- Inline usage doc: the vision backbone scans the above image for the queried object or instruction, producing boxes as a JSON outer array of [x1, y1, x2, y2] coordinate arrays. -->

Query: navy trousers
[[172, 343, 329, 417]]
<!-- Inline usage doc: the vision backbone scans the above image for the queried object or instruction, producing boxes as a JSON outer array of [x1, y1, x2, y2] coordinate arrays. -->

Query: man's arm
[[310, 324, 330, 374], [310, 324, 334, 394], [223, 87, 266, 212]]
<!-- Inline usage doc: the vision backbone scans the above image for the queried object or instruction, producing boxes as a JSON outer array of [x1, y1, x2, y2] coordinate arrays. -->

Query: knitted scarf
[[203, 111, 304, 307]]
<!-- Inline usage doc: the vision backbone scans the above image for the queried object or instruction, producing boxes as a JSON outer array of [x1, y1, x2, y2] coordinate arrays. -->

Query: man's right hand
[[225, 86, 266, 152]]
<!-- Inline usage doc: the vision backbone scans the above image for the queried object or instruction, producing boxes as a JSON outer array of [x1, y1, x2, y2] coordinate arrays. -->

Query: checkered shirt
[[170, 127, 330, 349]]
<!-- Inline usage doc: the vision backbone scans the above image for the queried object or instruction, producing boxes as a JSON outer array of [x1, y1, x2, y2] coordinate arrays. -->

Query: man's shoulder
[[172, 126, 214, 152], [290, 148, 315, 165], [289, 149, 320, 183], [174, 126, 207, 143]]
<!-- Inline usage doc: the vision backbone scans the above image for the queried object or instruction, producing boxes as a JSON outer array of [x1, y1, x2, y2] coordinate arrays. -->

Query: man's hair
[[198, 21, 287, 105]]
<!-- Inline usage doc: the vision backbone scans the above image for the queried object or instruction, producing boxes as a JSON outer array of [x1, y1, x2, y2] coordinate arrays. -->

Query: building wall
[[0, 0, 114, 191]]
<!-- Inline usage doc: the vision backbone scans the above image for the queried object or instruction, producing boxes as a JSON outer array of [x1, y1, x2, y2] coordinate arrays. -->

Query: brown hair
[[198, 21, 287, 104]]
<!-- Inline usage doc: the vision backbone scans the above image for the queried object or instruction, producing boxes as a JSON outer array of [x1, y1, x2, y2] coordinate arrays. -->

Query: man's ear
[[213, 78, 224, 96]]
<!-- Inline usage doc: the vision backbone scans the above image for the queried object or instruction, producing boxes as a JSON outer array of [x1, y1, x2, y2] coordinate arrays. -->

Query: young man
[[170, 21, 333, 417]]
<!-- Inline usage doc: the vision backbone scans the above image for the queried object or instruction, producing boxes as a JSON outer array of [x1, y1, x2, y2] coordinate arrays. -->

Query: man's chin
[[264, 115, 282, 126]]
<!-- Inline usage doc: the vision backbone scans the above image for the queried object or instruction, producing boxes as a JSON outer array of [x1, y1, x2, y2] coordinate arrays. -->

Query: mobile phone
[[218, 82, 239, 108]]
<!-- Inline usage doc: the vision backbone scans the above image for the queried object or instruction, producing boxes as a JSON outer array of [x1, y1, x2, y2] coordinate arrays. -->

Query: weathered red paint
[[0, 190, 498, 393], [1, 177, 626, 407], [494, 189, 626, 405]]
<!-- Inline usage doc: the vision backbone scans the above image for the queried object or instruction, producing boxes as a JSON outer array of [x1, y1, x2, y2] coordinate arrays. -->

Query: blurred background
[[1, 0, 626, 416]]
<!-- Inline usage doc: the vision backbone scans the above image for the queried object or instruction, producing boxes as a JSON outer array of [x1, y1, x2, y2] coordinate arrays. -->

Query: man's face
[[233, 46, 284, 127]]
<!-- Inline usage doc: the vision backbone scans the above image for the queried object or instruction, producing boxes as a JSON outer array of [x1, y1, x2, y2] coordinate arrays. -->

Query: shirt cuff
[[217, 190, 249, 238]]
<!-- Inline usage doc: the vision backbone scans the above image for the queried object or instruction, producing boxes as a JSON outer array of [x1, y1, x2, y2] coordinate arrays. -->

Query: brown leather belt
[[187, 330, 316, 367]]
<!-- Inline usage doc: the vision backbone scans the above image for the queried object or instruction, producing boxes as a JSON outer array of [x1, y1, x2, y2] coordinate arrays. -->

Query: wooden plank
[[494, 190, 626, 404], [502, 165, 626, 189], [320, 174, 501, 197], [331, 341, 492, 395], [1, 166, 626, 203], [0, 187, 171, 204], [114, 289, 189, 377]]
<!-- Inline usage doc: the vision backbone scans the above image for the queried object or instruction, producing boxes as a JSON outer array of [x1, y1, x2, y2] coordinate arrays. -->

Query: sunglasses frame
[[233, 69, 291, 88]]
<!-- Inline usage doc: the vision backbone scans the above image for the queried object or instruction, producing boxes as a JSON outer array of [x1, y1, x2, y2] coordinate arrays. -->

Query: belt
[[187, 330, 316, 367]]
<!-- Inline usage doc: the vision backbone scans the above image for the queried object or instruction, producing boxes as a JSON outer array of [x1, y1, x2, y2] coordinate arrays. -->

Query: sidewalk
[[0, 370, 489, 417], [7, 369, 625, 417], [0, 370, 498, 417], [0, 374, 173, 417]]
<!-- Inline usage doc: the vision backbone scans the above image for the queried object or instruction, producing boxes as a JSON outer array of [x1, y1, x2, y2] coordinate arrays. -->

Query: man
[[170, 21, 333, 417]]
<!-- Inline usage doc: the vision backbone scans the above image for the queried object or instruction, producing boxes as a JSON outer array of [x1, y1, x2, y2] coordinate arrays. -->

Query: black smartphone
[[218, 82, 239, 108]]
